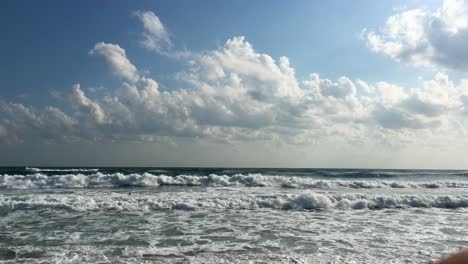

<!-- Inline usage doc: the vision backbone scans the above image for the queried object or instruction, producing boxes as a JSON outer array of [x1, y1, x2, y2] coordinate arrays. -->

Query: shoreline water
[[1, 167, 467, 263]]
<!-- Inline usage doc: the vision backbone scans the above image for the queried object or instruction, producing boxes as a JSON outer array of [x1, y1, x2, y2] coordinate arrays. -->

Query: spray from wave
[[1, 172, 468, 190], [2, 191, 468, 213], [25, 167, 99, 173]]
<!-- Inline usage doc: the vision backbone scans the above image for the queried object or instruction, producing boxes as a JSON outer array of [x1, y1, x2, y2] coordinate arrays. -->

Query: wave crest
[[1, 172, 468, 190], [2, 192, 468, 212], [25, 167, 99, 173]]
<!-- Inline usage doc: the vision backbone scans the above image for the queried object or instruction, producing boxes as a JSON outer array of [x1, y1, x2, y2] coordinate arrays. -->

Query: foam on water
[[0, 245, 434, 264], [2, 190, 468, 213], [25, 167, 99, 173], [2, 168, 468, 263], [1, 172, 468, 190]]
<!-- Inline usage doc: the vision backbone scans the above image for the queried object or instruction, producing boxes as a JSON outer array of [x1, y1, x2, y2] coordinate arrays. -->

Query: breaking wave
[[2, 191, 468, 212], [25, 167, 99, 173], [1, 172, 468, 190]]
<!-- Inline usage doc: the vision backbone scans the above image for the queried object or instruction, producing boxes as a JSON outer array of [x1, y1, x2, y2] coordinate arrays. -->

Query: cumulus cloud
[[366, 0, 468, 70], [1, 13, 468, 148], [356, 79, 374, 94], [0, 101, 76, 143], [0, 37, 370, 144], [375, 82, 406, 105], [90, 42, 140, 83], [71, 84, 106, 124], [310, 75, 356, 98], [134, 10, 172, 52], [371, 72, 458, 130]]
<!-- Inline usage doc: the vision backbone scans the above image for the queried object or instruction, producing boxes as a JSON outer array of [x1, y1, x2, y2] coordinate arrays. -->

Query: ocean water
[[1, 168, 468, 263]]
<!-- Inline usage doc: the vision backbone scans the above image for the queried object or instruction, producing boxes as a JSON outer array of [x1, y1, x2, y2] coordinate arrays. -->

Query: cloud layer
[[367, 0, 468, 70], [1, 3, 468, 152]]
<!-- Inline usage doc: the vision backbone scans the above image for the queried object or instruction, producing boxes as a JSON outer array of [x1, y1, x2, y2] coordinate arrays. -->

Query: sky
[[1, 0, 468, 168]]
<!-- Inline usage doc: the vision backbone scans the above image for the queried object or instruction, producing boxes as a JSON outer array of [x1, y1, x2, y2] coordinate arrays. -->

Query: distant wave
[[2, 191, 468, 212], [1, 172, 468, 190], [147, 169, 167, 173], [25, 167, 99, 173], [312, 170, 468, 178]]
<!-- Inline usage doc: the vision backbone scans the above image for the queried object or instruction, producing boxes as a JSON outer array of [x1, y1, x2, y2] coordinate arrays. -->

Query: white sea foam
[[3, 169, 466, 264], [2, 191, 468, 213], [1, 172, 468, 190], [25, 167, 99, 173], [0, 246, 434, 264], [147, 169, 167, 173]]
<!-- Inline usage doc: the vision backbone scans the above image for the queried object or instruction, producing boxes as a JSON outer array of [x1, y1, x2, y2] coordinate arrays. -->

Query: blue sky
[[2, 0, 468, 168], [1, 0, 437, 103]]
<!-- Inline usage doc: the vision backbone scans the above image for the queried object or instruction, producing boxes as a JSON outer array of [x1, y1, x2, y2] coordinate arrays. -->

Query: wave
[[2, 191, 468, 212], [2, 172, 468, 190], [147, 169, 167, 173], [25, 167, 99, 173]]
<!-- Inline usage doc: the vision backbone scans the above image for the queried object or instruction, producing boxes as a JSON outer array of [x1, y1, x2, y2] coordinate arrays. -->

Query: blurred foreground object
[[436, 249, 468, 264]]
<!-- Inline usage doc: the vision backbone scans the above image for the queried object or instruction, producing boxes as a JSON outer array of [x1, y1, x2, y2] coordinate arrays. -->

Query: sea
[[1, 167, 468, 263]]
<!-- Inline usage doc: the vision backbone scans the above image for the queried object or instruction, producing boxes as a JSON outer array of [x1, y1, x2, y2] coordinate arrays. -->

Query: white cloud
[[2, 34, 468, 149], [90, 42, 140, 83], [370, 72, 459, 130], [356, 79, 374, 94], [71, 84, 106, 124], [319, 76, 356, 98], [0, 101, 76, 143], [134, 10, 172, 52], [366, 0, 468, 70], [375, 82, 407, 105]]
